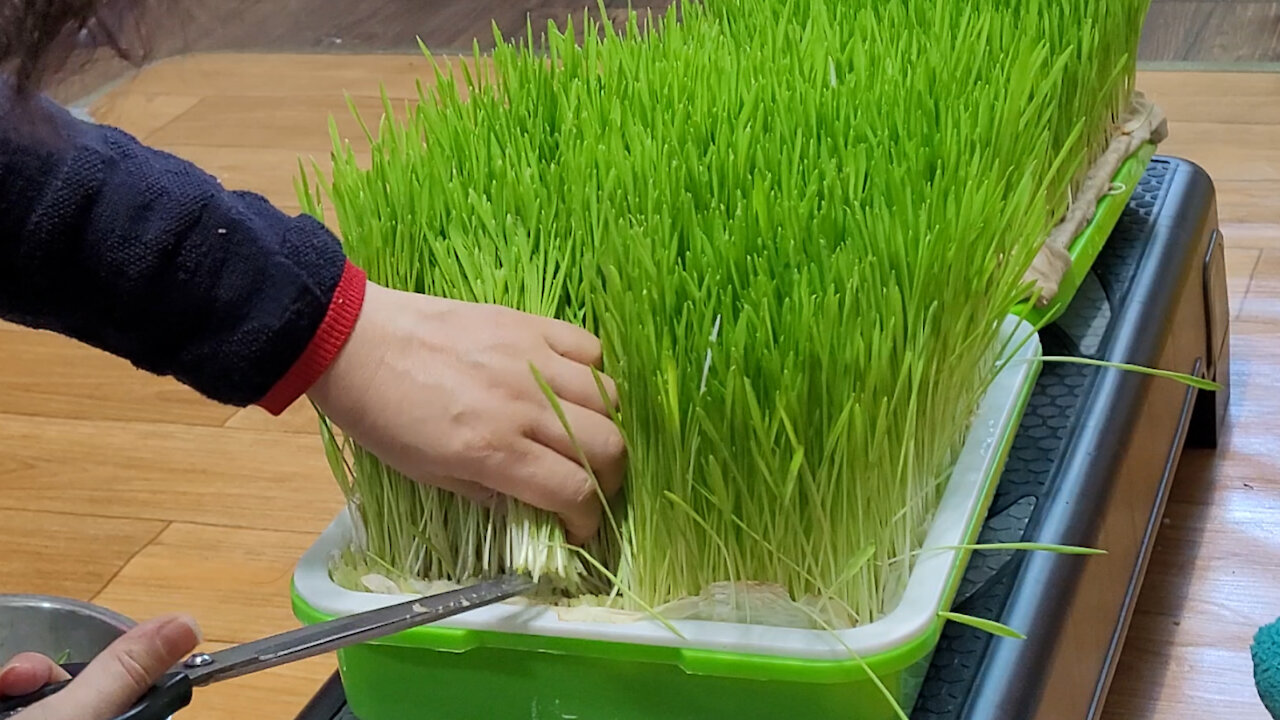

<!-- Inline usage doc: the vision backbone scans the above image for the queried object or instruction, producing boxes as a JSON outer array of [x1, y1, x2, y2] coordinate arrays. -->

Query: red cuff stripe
[[257, 260, 367, 416]]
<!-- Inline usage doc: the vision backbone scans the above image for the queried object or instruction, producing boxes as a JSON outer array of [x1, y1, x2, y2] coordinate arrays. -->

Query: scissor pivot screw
[[184, 653, 214, 668]]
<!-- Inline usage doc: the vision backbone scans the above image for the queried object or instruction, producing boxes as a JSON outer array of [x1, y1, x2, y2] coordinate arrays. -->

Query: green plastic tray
[[1016, 141, 1157, 328], [290, 322, 1043, 720]]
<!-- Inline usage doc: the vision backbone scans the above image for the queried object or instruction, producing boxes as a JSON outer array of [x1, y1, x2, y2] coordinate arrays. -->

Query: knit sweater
[[0, 86, 366, 415]]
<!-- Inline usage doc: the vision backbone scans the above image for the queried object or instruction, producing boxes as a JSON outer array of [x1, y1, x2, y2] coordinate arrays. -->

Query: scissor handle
[[0, 666, 192, 720], [110, 672, 193, 720], [0, 663, 84, 719]]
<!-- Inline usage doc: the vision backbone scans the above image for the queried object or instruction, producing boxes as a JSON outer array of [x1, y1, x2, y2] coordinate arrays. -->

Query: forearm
[[0, 89, 364, 413]]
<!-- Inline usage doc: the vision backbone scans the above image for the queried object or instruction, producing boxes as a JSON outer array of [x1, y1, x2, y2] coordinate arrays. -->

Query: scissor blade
[[184, 573, 535, 685]]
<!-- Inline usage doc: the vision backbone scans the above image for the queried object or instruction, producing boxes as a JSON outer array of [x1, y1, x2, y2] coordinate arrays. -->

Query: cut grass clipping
[[301, 0, 1156, 631]]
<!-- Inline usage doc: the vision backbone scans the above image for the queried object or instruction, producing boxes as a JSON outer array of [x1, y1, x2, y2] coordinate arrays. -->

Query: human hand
[[307, 282, 626, 543], [0, 614, 201, 720]]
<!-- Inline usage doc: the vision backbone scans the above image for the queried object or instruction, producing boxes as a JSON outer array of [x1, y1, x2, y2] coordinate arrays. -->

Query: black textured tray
[[916, 155, 1227, 720], [296, 156, 1229, 720]]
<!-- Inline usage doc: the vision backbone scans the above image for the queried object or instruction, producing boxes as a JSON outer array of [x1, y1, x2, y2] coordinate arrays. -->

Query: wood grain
[[1157, 122, 1280, 181], [89, 92, 203, 139], [0, 329, 236, 426], [0, 509, 165, 600], [1140, 70, 1280, 125], [88, 526, 339, 720], [1223, 222, 1280, 251], [92, 523, 320, 643], [118, 52, 464, 100], [1214, 181, 1280, 225], [1239, 254, 1280, 323], [0, 413, 342, 533], [144, 94, 394, 155], [223, 400, 323, 435], [1227, 247, 1262, 317]]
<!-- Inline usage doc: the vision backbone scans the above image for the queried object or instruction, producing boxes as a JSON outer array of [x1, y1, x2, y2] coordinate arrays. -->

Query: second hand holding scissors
[[0, 573, 535, 720]]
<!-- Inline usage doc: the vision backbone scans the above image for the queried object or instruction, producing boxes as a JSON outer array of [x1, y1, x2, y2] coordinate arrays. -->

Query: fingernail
[[0, 662, 32, 695], [173, 615, 204, 645], [155, 613, 203, 655]]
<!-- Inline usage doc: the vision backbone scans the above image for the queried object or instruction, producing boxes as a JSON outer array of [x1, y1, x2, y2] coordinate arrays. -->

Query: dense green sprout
[[301, 0, 1152, 626]]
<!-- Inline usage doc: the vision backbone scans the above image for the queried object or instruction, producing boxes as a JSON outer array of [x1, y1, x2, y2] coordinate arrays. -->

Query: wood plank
[[1140, 70, 1280, 125], [145, 93, 396, 155], [1222, 222, 1280, 251], [1137, 487, 1280, 623], [0, 327, 238, 426], [1158, 122, 1280, 181], [1103, 620, 1272, 718], [1165, 122, 1280, 153], [1159, 144, 1280, 183], [0, 413, 343, 534], [1139, 70, 1280, 101], [224, 400, 323, 435], [1227, 246, 1261, 317], [1216, 181, 1280, 225], [87, 92, 203, 139], [1240, 253, 1280, 324], [0, 509, 165, 599], [92, 523, 318, 643], [115, 53, 464, 100]]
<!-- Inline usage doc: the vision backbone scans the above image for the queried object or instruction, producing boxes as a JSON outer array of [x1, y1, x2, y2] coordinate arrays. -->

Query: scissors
[[0, 573, 534, 720]]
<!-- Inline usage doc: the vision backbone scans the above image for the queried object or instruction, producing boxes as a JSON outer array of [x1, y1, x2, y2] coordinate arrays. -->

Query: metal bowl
[[0, 594, 136, 666]]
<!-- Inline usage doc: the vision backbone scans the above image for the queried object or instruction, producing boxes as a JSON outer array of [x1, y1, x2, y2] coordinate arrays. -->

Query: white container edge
[[292, 315, 1042, 662]]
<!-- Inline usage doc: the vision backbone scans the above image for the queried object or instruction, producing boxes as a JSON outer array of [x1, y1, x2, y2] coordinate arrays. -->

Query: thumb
[[31, 614, 201, 720]]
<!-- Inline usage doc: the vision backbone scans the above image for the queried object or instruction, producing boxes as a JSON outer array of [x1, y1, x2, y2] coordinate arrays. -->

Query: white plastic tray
[[293, 316, 1042, 661]]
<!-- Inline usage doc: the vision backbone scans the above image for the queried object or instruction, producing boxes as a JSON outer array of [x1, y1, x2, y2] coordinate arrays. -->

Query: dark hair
[[1, 0, 149, 95]]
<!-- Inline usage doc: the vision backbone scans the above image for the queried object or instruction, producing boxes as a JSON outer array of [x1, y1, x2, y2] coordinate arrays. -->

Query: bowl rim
[[0, 594, 137, 632]]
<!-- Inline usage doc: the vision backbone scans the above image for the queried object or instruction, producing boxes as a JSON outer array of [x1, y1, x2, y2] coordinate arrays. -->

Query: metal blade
[[180, 573, 534, 685]]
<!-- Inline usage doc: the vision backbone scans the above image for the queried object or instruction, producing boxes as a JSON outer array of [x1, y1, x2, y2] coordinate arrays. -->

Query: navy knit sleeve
[[0, 88, 353, 408]]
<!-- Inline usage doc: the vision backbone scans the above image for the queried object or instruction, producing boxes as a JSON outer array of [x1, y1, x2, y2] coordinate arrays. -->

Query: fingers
[[533, 353, 619, 415], [489, 442, 616, 544], [34, 614, 201, 720], [540, 317, 604, 368], [0, 653, 70, 697], [528, 400, 625, 500]]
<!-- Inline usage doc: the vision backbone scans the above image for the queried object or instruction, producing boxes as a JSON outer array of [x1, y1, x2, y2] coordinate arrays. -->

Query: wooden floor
[[5, 45, 1280, 720]]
